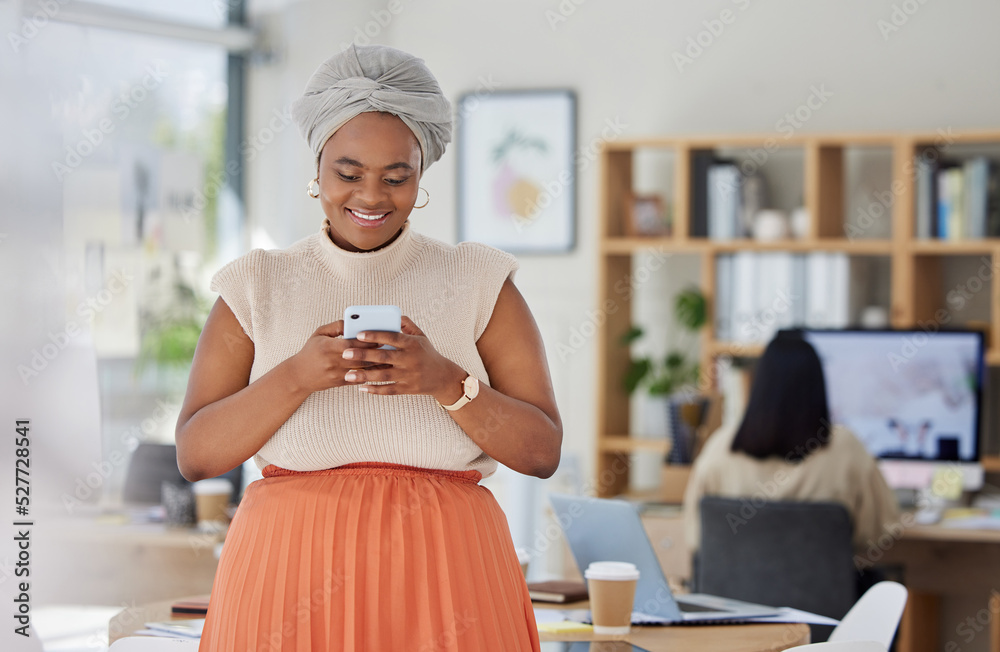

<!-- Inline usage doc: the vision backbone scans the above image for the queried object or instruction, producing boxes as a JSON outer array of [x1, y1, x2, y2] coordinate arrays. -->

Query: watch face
[[463, 376, 480, 399]]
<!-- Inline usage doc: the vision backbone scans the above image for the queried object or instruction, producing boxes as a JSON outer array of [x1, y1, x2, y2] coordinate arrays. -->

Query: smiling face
[[317, 111, 423, 252]]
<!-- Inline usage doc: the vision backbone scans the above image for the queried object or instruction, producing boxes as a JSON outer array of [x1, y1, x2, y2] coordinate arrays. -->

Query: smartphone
[[343, 305, 401, 350]]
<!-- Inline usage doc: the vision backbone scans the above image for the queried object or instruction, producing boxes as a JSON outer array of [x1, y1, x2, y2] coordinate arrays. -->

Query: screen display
[[799, 329, 984, 462]]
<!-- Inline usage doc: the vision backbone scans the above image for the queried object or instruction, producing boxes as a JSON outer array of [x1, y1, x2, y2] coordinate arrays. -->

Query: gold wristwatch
[[440, 374, 480, 411]]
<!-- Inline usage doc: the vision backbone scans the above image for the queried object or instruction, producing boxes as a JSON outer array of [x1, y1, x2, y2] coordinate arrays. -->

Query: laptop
[[549, 493, 781, 623]]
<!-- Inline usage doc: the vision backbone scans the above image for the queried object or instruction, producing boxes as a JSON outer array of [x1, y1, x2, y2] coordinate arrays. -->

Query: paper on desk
[[141, 618, 204, 638], [533, 608, 590, 624], [570, 608, 839, 626], [739, 607, 840, 626]]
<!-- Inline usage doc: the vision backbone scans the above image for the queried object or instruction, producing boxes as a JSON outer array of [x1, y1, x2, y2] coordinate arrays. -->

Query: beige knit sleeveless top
[[209, 221, 518, 478]]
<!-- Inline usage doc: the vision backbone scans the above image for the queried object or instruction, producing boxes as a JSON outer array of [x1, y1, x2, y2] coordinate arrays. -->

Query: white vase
[[790, 207, 810, 239], [752, 209, 788, 241]]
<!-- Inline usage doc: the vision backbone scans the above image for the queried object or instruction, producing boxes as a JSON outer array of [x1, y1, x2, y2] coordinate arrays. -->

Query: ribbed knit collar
[[312, 220, 422, 285]]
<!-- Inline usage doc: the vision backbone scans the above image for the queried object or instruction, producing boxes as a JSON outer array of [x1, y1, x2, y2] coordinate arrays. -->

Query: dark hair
[[731, 332, 832, 462]]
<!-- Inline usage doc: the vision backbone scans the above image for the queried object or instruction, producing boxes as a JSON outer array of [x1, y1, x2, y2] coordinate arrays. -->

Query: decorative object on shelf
[[624, 192, 670, 237], [859, 305, 890, 329], [751, 209, 789, 241], [789, 206, 810, 239], [456, 89, 576, 253], [665, 395, 710, 465], [740, 173, 767, 238]]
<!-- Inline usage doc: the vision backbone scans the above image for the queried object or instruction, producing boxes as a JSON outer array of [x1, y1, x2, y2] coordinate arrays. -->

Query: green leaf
[[675, 286, 707, 332], [623, 358, 651, 394], [619, 325, 644, 346], [664, 351, 685, 370]]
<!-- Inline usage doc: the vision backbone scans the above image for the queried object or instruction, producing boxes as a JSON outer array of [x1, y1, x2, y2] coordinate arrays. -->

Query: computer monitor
[[796, 328, 985, 492]]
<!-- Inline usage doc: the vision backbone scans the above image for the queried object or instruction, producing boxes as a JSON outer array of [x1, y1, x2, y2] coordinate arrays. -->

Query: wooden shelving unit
[[596, 131, 1000, 498]]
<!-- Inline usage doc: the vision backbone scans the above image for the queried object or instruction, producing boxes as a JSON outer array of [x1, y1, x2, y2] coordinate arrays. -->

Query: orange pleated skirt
[[198, 462, 540, 652]]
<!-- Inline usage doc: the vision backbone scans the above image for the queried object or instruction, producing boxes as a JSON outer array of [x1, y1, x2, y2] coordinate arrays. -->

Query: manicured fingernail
[[342, 350, 354, 359], [357, 332, 367, 340], [345, 372, 357, 382], [358, 386, 369, 392]]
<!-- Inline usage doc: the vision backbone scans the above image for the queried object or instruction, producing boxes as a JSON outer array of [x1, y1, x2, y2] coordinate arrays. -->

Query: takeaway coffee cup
[[192, 479, 233, 530], [584, 561, 640, 635]]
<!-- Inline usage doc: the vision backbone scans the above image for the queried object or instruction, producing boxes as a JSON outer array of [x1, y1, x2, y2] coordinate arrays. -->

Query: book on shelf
[[930, 157, 1000, 240], [527, 580, 589, 603], [715, 254, 734, 341], [716, 252, 860, 345], [915, 156, 938, 239], [989, 160, 1000, 237], [707, 162, 741, 240], [690, 149, 716, 238], [964, 157, 990, 239]]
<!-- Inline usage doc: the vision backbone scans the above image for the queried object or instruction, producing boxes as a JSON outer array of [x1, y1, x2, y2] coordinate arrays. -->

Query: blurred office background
[[2, 0, 999, 649]]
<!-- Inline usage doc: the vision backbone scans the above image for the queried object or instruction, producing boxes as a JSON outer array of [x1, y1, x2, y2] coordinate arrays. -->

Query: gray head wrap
[[291, 44, 452, 172]]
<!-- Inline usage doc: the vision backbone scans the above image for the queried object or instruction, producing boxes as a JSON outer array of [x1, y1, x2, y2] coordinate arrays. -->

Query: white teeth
[[349, 209, 388, 221]]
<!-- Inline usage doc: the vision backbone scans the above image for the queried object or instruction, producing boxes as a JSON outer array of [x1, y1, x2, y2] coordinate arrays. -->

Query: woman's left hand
[[341, 316, 464, 404]]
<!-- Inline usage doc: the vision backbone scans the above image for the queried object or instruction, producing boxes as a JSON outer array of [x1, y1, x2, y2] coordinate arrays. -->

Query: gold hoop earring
[[413, 187, 430, 209], [307, 178, 320, 199]]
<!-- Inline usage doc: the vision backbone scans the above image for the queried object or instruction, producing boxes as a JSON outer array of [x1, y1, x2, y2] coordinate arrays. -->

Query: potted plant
[[621, 285, 709, 457], [136, 276, 210, 396], [621, 285, 707, 399]]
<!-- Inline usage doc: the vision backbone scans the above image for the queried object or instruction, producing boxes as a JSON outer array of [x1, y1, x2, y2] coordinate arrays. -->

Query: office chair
[[828, 581, 907, 647], [122, 443, 188, 504], [122, 443, 243, 505], [695, 497, 857, 641]]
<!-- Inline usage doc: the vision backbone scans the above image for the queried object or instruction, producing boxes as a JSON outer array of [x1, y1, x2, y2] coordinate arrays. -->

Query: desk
[[109, 596, 810, 651], [880, 523, 1000, 652], [35, 513, 222, 606]]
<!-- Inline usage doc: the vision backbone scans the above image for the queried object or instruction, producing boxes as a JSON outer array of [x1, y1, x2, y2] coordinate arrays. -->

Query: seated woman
[[683, 331, 900, 554]]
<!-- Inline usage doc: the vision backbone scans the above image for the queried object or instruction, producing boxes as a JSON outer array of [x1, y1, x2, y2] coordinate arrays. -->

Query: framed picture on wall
[[456, 89, 576, 254]]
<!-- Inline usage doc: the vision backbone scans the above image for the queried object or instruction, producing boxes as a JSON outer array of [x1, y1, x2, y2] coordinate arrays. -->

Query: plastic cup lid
[[192, 478, 233, 495], [584, 561, 640, 581]]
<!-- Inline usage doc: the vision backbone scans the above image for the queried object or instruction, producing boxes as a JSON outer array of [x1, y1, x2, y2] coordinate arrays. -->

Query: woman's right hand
[[287, 320, 383, 393]]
